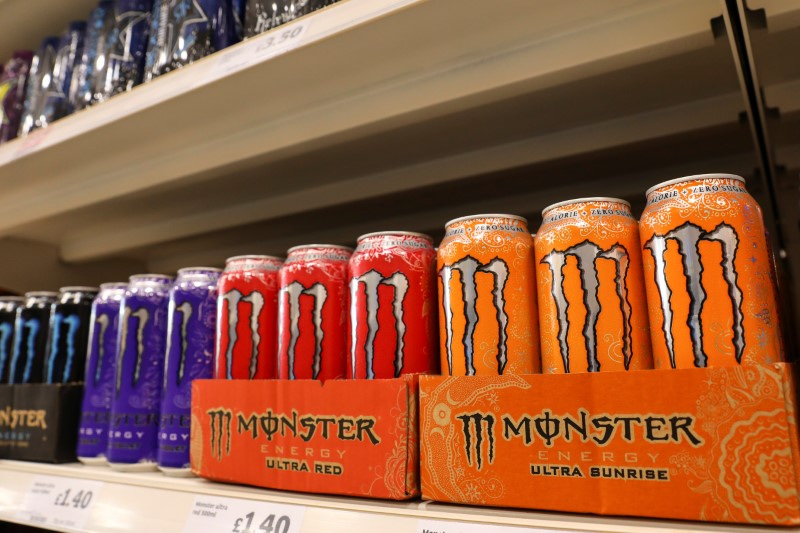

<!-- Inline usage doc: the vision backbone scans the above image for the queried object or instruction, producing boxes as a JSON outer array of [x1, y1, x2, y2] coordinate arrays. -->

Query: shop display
[[77, 282, 127, 465], [437, 214, 540, 376], [232, 0, 245, 41], [70, 1, 115, 111], [277, 245, 351, 380], [38, 21, 86, 127], [245, 0, 338, 37], [107, 274, 172, 470], [348, 231, 438, 379], [143, 0, 167, 82], [43, 286, 98, 384], [215, 255, 282, 379], [0, 51, 34, 143], [640, 174, 782, 368], [0, 296, 23, 383], [8, 292, 57, 384], [535, 198, 653, 373], [101, 0, 153, 99], [158, 267, 219, 475], [18, 37, 59, 135]]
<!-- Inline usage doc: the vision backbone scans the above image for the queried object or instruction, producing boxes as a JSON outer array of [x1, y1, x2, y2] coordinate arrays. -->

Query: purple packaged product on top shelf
[[44, 286, 99, 384], [101, 0, 153, 99], [70, 1, 115, 110], [39, 21, 86, 127], [244, 0, 337, 37], [77, 282, 127, 464], [157, 268, 220, 474], [18, 37, 59, 136], [8, 292, 58, 384], [107, 274, 172, 471], [0, 297, 24, 383], [0, 51, 34, 143]]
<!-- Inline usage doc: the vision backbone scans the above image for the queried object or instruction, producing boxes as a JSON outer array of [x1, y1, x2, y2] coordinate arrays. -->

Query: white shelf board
[[0, 460, 786, 533], [0, 0, 752, 271]]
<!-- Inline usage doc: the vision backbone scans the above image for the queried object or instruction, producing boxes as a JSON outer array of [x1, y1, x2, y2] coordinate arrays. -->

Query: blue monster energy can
[[18, 37, 59, 136], [0, 296, 24, 383], [107, 274, 173, 471], [43, 287, 99, 384], [158, 267, 220, 475], [77, 282, 127, 465], [8, 292, 58, 384]]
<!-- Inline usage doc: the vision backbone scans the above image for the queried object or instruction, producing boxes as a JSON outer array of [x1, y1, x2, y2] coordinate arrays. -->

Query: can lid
[[25, 291, 58, 298], [357, 231, 433, 242], [59, 286, 100, 293], [225, 254, 284, 263], [100, 282, 128, 290], [541, 197, 631, 217], [645, 173, 745, 197], [0, 296, 24, 302], [177, 267, 223, 275], [444, 214, 528, 228], [129, 274, 174, 282], [286, 244, 354, 254]]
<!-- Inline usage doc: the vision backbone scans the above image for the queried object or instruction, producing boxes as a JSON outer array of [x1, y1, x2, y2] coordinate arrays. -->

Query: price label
[[16, 475, 103, 530], [184, 495, 305, 533], [418, 520, 591, 533], [213, 21, 310, 77]]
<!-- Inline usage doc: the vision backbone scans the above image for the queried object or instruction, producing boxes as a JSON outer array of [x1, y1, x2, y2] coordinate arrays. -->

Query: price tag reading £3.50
[[17, 475, 103, 530], [184, 495, 305, 533]]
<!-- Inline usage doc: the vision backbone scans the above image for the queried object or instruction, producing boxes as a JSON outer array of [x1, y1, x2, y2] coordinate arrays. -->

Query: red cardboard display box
[[191, 376, 419, 499], [419, 364, 800, 526]]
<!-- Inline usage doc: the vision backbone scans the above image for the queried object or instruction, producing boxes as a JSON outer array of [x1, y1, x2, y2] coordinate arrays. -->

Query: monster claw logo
[[440, 256, 509, 375], [175, 302, 193, 384], [457, 412, 495, 470], [93, 314, 111, 385], [279, 281, 328, 379], [46, 313, 81, 383], [644, 221, 744, 367], [10, 318, 41, 384], [207, 408, 232, 460], [220, 289, 264, 379], [542, 241, 634, 372], [116, 306, 150, 396], [350, 270, 409, 378], [0, 322, 12, 380]]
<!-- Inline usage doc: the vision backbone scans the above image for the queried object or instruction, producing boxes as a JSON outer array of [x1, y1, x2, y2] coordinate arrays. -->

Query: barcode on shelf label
[[184, 494, 305, 533], [16, 475, 103, 530], [213, 21, 310, 77], [417, 520, 591, 533]]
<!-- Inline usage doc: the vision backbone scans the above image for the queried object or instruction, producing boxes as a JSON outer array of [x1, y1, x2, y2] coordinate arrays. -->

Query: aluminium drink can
[[244, 0, 337, 37], [70, 1, 115, 110], [158, 267, 220, 475], [216, 255, 283, 379], [101, 0, 153, 99], [640, 174, 783, 368], [438, 214, 540, 375], [348, 232, 438, 379], [44, 286, 99, 383], [278, 245, 351, 380], [107, 274, 172, 471], [534, 198, 653, 373], [0, 51, 34, 144], [77, 282, 127, 465], [18, 37, 59, 136], [39, 21, 86, 127], [8, 292, 58, 384], [0, 297, 24, 383]]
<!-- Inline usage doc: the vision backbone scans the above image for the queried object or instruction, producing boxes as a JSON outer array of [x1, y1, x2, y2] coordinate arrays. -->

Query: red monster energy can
[[278, 245, 352, 381], [348, 231, 439, 379], [215, 255, 283, 380]]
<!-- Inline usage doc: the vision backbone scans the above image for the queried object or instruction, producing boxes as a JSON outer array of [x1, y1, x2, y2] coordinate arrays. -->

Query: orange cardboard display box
[[191, 376, 419, 499], [420, 364, 800, 525]]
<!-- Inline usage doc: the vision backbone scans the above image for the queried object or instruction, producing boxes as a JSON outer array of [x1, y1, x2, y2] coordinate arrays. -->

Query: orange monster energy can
[[640, 174, 783, 368], [437, 214, 540, 375], [535, 198, 653, 374]]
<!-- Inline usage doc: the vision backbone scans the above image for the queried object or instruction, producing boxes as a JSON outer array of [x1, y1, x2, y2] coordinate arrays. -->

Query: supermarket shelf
[[0, 0, 758, 275], [0, 460, 786, 533]]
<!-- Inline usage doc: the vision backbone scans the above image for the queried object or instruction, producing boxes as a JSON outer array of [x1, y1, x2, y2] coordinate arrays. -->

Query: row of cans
[[0, 0, 341, 145]]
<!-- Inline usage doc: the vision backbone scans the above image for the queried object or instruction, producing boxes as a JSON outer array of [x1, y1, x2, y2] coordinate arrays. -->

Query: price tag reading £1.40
[[184, 495, 305, 533], [17, 475, 103, 530]]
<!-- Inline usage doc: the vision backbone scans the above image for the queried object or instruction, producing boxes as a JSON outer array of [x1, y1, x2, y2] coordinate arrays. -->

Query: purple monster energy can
[[0, 296, 24, 383], [44, 286, 99, 384], [157, 267, 220, 475], [8, 292, 58, 384], [107, 274, 172, 471], [77, 282, 127, 465]]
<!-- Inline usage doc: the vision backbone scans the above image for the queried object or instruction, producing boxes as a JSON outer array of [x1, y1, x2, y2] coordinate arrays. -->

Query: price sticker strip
[[16, 475, 103, 530], [418, 519, 593, 533], [212, 21, 311, 78], [184, 495, 305, 533]]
